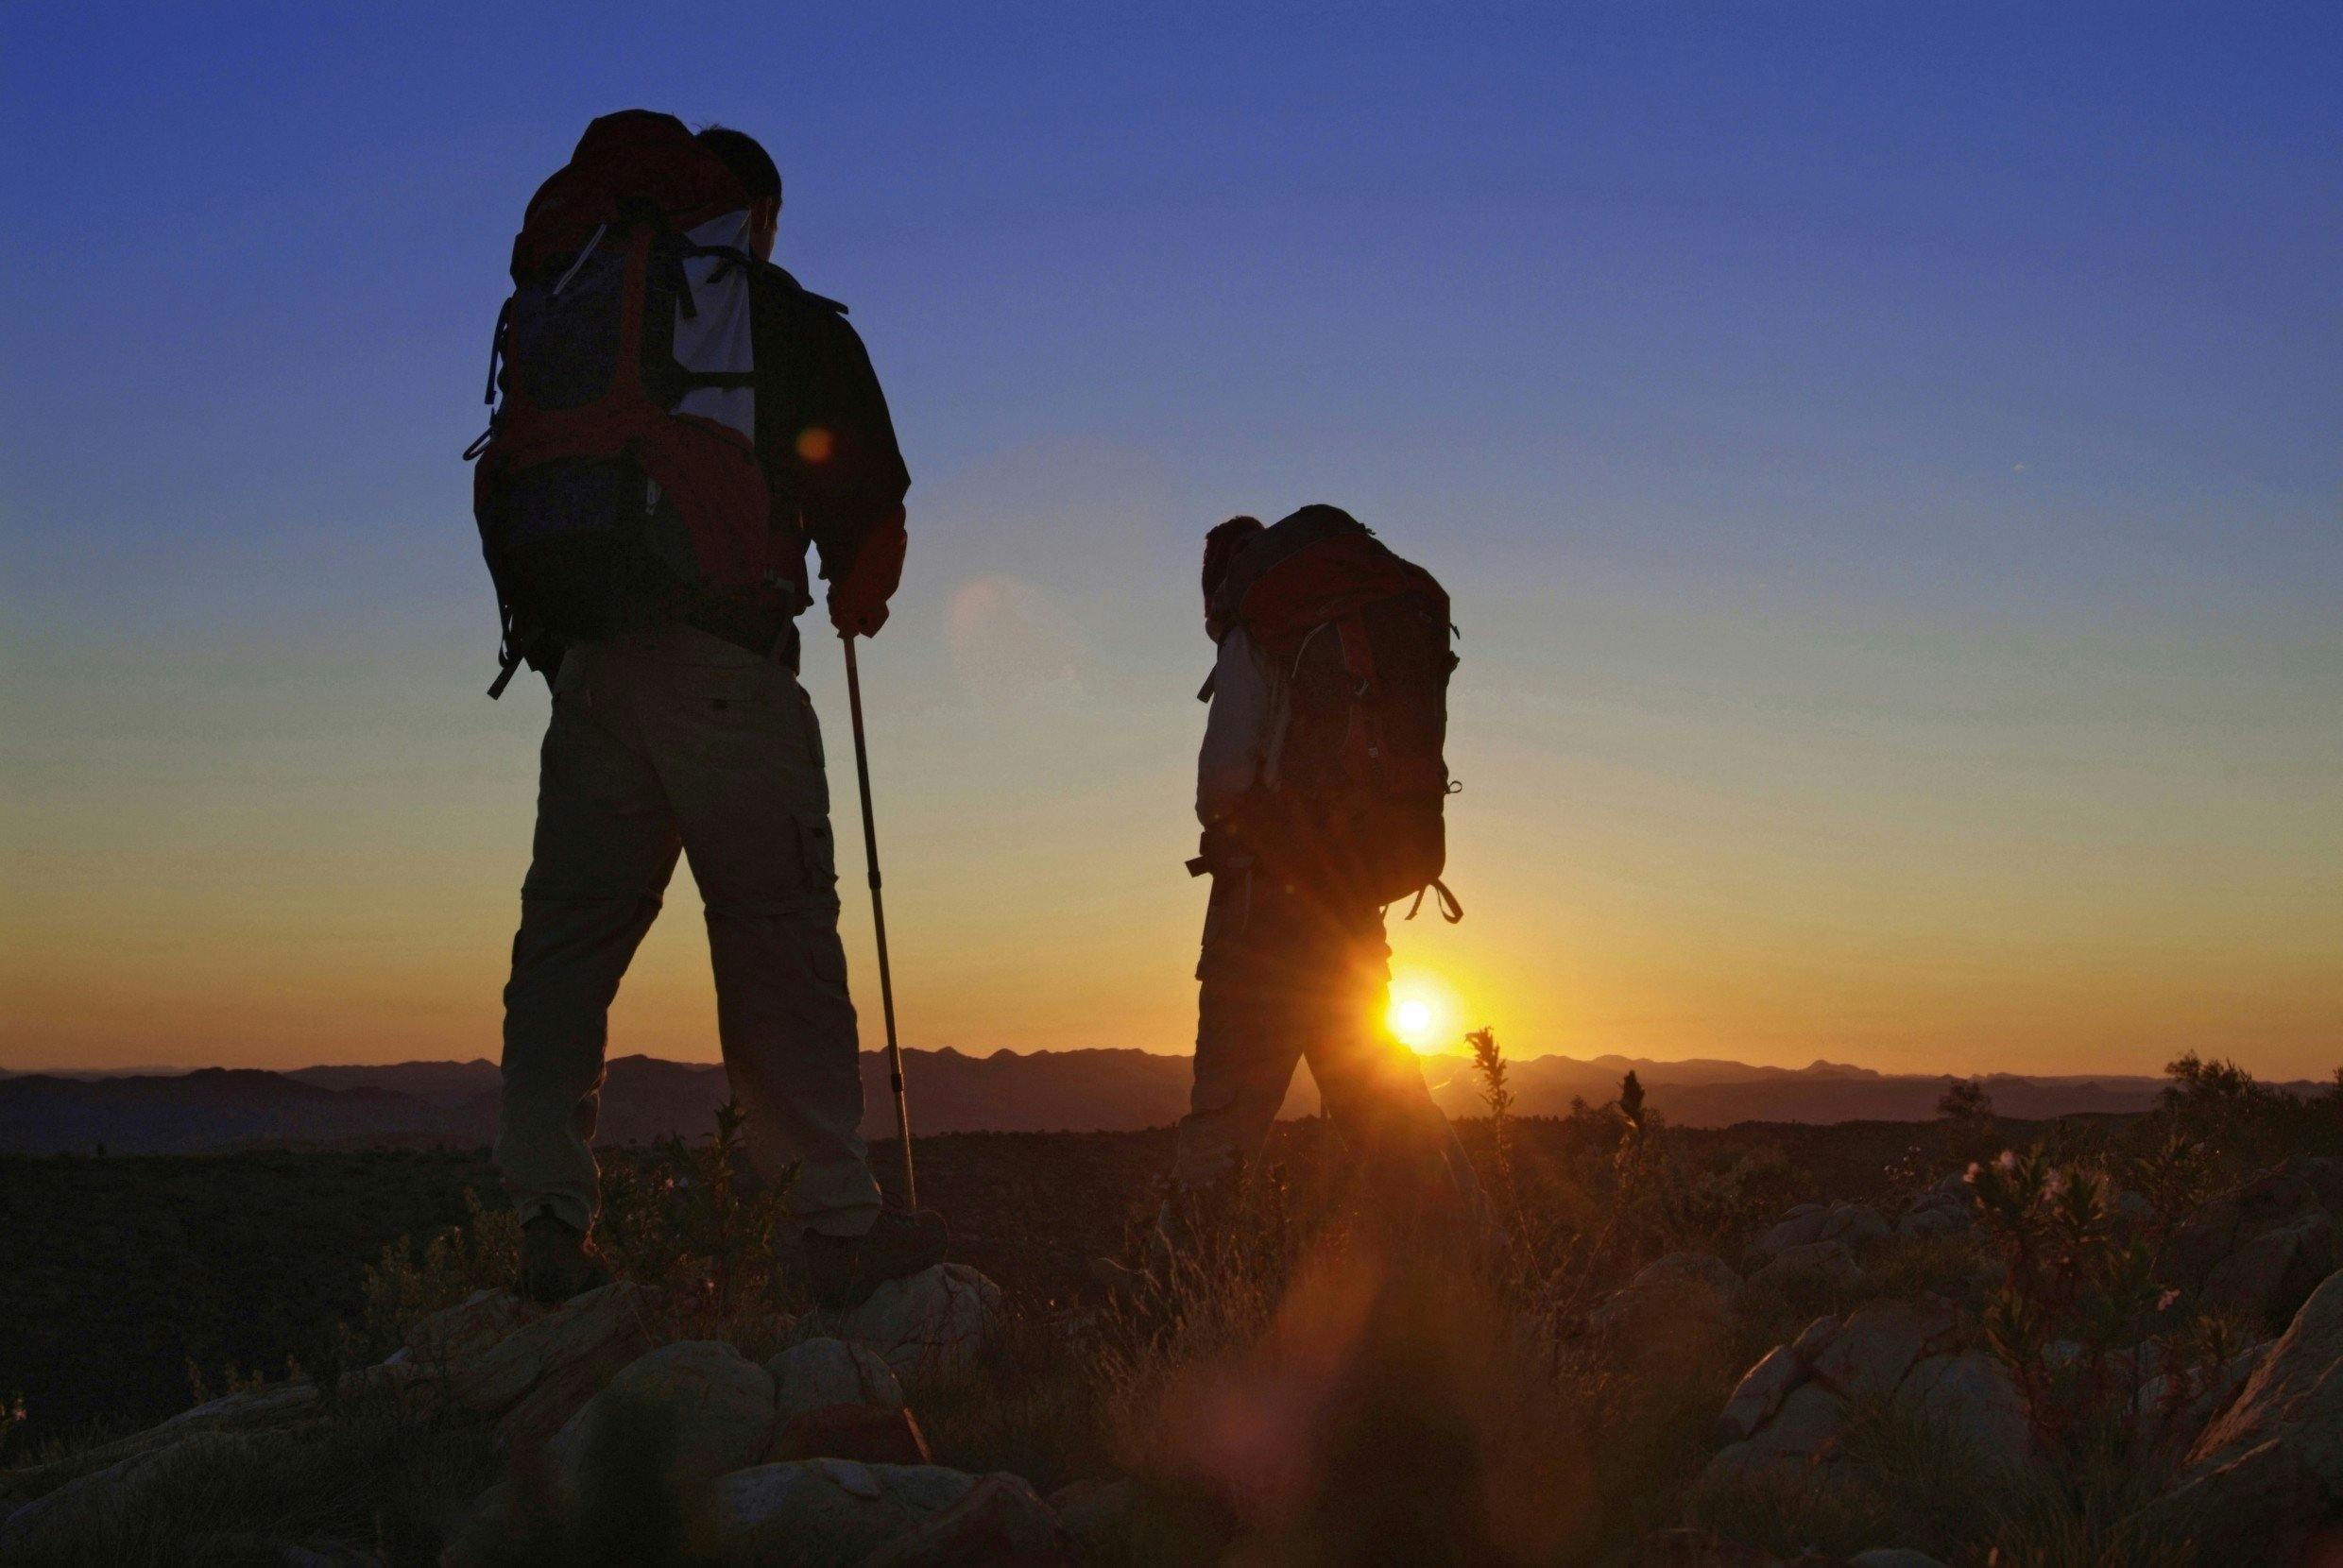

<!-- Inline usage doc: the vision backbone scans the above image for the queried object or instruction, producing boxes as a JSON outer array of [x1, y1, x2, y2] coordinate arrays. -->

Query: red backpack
[[1210, 505, 1462, 921], [467, 111, 775, 696]]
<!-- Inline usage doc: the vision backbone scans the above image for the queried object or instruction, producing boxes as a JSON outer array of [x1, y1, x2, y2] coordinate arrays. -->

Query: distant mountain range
[[0, 1049, 2297, 1156]]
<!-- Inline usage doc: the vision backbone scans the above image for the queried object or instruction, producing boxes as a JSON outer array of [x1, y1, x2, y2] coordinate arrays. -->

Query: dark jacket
[[689, 264, 911, 655]]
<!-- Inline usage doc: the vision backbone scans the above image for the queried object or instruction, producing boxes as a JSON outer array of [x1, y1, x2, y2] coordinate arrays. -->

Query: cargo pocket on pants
[[794, 815, 849, 986]]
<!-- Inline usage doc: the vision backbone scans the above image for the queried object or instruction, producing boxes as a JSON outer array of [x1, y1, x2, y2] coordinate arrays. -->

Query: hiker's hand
[[829, 510, 907, 639]]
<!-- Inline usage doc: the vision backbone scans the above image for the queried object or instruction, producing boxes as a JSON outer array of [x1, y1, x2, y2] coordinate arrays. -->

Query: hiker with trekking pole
[[466, 111, 943, 1306]]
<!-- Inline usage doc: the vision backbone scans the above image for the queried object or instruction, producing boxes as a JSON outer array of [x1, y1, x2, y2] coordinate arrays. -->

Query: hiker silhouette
[[467, 111, 941, 1307], [1167, 506, 1486, 1239]]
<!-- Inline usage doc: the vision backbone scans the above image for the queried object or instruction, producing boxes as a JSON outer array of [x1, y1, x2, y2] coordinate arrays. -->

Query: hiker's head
[[1201, 516, 1265, 640], [697, 125, 782, 262]]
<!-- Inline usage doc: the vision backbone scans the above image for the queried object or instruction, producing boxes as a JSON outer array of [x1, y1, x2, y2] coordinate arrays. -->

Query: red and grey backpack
[[1210, 504, 1463, 921], [467, 110, 776, 697]]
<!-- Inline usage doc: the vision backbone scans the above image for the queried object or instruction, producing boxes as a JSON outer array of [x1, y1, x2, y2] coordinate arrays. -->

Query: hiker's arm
[[800, 314, 912, 635], [1196, 628, 1270, 831]]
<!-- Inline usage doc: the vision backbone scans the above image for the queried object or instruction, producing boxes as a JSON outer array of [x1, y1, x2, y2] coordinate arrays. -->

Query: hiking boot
[[520, 1213, 611, 1305], [802, 1209, 949, 1309]]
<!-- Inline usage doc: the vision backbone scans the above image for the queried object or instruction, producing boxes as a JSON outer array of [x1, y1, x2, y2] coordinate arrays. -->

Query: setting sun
[[1387, 980, 1451, 1052]]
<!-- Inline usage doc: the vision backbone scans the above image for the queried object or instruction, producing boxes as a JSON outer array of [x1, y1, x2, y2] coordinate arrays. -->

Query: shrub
[[358, 1185, 522, 1357], [595, 1099, 796, 1335]]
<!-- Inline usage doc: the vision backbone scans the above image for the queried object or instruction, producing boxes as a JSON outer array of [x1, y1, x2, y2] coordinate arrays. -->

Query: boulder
[[1753, 1202, 1887, 1262], [709, 1458, 977, 1566], [1894, 1353, 2030, 1458], [1750, 1239, 1865, 1295], [768, 1337, 904, 1424], [1894, 1178, 1975, 1240], [438, 1280, 658, 1453], [1714, 1343, 1804, 1445], [854, 1471, 1073, 1566], [2202, 1213, 2338, 1333], [1705, 1383, 1848, 1480], [1831, 1205, 1891, 1250], [1808, 1299, 1954, 1403], [402, 1288, 526, 1367], [2133, 1341, 2267, 1464], [1589, 1253, 1743, 1379], [2136, 1270, 2343, 1559], [1754, 1204, 1828, 1254], [549, 1340, 778, 1499], [0, 1381, 321, 1514], [2165, 1157, 2343, 1333], [770, 1403, 933, 1466], [1790, 1315, 1841, 1361], [0, 1430, 263, 1549], [818, 1264, 1003, 1375]]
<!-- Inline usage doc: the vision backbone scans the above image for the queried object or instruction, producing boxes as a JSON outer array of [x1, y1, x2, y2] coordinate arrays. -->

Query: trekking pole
[[839, 633, 918, 1210]]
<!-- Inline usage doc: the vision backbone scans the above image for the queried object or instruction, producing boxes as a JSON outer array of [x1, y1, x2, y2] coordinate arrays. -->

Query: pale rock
[[1895, 1195, 1973, 1239], [2136, 1270, 2343, 1559], [1705, 1383, 1848, 1480], [1713, 1344, 1804, 1445], [2133, 1341, 2266, 1464], [549, 1340, 777, 1498], [1750, 1238, 1865, 1294], [1830, 1204, 1892, 1250], [710, 1458, 977, 1566], [440, 1280, 658, 1454], [2203, 1213, 2337, 1334], [1894, 1352, 2030, 1459], [855, 1471, 1073, 1565], [1754, 1202, 1889, 1263], [0, 1381, 321, 1527], [767, 1337, 903, 1424], [0, 1431, 261, 1548], [819, 1264, 1003, 1375], [402, 1288, 526, 1367], [1809, 1300, 1946, 1402], [1753, 1208, 1830, 1259], [1789, 1315, 1840, 1363], [2165, 1157, 2343, 1334]]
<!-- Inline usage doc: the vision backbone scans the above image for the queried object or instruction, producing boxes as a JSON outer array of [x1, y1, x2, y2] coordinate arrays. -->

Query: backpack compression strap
[[1404, 880, 1464, 924]]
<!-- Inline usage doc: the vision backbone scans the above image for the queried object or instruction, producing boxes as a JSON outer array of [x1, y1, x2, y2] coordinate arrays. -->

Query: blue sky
[[3, 4, 2337, 1075]]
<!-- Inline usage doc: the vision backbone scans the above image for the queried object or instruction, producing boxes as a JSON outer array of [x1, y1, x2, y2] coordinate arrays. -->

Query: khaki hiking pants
[[1173, 867, 1482, 1212], [496, 624, 882, 1239]]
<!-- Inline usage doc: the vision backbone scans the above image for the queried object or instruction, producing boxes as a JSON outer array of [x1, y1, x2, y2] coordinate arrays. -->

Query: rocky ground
[[5, 1082, 2341, 1564]]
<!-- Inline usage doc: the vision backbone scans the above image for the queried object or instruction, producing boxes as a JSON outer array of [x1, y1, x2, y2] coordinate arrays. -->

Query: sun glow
[[1387, 980, 1450, 1052]]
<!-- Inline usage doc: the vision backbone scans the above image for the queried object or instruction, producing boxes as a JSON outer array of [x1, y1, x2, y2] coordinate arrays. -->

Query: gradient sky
[[3, 4, 2337, 1079]]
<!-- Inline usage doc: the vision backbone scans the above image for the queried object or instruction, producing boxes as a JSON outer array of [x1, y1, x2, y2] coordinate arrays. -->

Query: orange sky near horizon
[[7, 485, 2336, 1083]]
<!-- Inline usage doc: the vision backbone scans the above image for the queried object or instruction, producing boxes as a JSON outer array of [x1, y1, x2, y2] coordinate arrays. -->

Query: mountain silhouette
[[0, 1048, 2284, 1156]]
